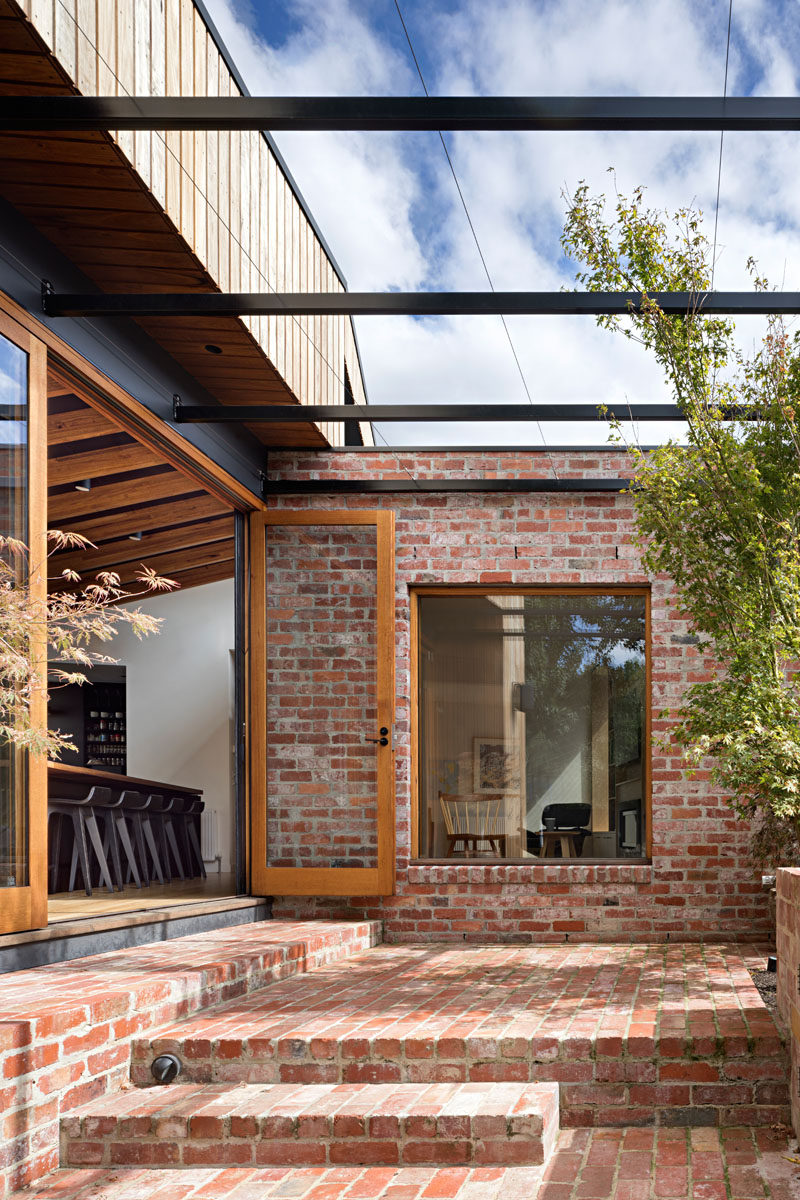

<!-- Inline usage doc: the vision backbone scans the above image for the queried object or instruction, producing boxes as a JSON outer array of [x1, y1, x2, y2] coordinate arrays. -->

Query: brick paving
[[136, 942, 788, 1127], [0, 920, 380, 1197], [20, 1127, 800, 1199]]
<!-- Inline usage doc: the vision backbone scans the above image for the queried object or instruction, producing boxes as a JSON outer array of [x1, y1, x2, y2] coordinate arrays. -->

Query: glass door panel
[[0, 334, 29, 892], [249, 510, 395, 896], [0, 310, 47, 933]]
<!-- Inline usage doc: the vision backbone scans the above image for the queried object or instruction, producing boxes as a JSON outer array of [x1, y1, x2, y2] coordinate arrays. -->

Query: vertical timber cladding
[[14, 0, 371, 442]]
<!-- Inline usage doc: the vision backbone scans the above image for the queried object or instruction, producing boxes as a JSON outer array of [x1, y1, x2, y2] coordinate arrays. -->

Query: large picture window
[[416, 590, 648, 861]]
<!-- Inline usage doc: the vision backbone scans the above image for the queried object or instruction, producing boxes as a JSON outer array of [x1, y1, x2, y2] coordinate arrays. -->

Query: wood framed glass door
[[0, 308, 47, 933], [248, 509, 395, 896]]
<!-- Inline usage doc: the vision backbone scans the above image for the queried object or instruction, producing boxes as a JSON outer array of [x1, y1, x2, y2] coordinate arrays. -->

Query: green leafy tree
[[561, 180, 800, 864]]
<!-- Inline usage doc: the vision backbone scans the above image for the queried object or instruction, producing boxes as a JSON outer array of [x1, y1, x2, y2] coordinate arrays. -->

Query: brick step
[[61, 1079, 560, 1168], [133, 1031, 789, 1129], [130, 944, 790, 1128]]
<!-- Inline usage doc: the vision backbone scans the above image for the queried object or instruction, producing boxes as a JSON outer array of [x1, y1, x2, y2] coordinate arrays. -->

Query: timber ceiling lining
[[0, 0, 327, 449], [47, 382, 236, 594]]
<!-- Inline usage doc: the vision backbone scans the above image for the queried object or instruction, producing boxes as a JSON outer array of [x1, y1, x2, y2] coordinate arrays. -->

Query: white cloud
[[204, 0, 800, 447]]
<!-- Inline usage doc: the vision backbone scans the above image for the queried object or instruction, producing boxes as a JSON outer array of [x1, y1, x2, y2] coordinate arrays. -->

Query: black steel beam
[[262, 478, 630, 495], [276, 444, 655, 452], [43, 290, 800, 318], [177, 402, 687, 423], [3, 96, 800, 132]]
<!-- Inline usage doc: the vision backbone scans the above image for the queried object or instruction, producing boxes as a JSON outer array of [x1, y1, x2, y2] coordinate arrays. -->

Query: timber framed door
[[248, 509, 395, 896], [0, 309, 47, 933]]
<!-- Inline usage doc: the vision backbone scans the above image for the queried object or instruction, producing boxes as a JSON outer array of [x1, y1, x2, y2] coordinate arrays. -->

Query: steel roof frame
[[16, 93, 798, 458], [3, 95, 800, 132], [42, 288, 800, 319], [177, 402, 736, 424], [261, 478, 631, 495]]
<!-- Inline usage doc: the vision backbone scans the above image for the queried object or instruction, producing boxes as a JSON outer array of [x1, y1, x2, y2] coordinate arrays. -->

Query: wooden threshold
[[0, 896, 265, 950]]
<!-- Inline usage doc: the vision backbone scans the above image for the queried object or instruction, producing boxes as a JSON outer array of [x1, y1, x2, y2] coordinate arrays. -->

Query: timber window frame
[[410, 585, 652, 864]]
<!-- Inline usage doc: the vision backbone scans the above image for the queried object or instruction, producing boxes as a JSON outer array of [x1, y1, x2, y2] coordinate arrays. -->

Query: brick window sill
[[406, 862, 653, 885]]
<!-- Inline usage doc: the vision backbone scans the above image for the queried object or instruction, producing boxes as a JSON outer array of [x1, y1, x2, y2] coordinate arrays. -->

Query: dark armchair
[[526, 802, 592, 857]]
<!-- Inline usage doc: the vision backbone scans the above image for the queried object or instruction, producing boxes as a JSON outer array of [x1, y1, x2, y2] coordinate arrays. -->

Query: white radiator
[[622, 810, 638, 848], [201, 809, 220, 862]]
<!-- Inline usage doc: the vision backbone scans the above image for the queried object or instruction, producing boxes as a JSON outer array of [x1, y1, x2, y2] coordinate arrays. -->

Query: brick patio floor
[[138, 942, 788, 1127], [2, 926, 795, 1199], [0, 920, 381, 1195], [20, 1127, 800, 1199]]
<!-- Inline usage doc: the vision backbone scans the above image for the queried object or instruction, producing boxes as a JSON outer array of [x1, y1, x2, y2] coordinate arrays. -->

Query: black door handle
[[366, 726, 390, 746]]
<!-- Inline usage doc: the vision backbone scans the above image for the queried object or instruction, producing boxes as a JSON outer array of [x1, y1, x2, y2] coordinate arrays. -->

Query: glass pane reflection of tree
[[0, 332, 29, 888]]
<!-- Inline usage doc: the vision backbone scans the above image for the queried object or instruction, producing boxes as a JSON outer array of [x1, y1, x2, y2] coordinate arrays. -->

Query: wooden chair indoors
[[438, 792, 507, 858]]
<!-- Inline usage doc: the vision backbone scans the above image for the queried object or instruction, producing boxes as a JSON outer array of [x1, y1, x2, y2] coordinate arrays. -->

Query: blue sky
[[203, 0, 800, 447]]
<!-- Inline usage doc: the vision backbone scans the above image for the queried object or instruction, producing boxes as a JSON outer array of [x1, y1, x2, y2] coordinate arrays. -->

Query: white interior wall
[[112, 578, 235, 873]]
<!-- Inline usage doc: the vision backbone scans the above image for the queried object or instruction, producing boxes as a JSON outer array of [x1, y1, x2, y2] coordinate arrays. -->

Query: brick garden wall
[[266, 450, 771, 943]]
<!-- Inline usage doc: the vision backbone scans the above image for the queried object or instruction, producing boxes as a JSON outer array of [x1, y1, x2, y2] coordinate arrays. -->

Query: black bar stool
[[178, 796, 206, 879], [118, 790, 164, 887], [48, 786, 116, 896], [150, 796, 185, 881], [98, 791, 142, 891]]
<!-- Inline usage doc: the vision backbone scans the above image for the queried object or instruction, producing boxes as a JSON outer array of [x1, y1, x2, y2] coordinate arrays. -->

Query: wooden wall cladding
[[0, 0, 373, 448]]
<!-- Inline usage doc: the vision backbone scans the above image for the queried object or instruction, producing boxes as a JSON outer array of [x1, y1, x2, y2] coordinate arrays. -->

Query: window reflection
[[418, 593, 646, 861], [0, 332, 29, 888]]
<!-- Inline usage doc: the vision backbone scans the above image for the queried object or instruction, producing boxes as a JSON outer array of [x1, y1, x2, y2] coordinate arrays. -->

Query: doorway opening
[[44, 356, 245, 924]]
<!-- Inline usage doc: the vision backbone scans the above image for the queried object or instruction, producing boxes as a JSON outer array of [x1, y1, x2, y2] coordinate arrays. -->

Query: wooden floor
[[48, 873, 239, 922]]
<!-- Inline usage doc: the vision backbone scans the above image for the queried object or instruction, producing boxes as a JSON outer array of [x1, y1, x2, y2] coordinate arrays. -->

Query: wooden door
[[0, 309, 47, 933], [248, 509, 395, 896]]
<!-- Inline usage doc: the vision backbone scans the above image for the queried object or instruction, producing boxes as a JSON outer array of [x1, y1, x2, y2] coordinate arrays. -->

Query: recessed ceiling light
[[75, 479, 91, 492], [204, 344, 223, 355], [128, 531, 143, 541]]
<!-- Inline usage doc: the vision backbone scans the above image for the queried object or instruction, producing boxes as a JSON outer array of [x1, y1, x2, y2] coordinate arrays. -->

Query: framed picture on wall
[[473, 737, 519, 794]]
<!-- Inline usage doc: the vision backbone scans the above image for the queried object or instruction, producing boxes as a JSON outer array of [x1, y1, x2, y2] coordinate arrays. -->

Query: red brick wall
[[266, 522, 378, 869], [266, 450, 770, 943]]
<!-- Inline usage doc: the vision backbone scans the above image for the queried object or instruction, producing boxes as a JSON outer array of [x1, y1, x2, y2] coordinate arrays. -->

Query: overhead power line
[[711, 0, 734, 288], [392, 0, 559, 476]]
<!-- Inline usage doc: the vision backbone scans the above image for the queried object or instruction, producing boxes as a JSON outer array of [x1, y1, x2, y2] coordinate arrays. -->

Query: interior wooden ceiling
[[0, 0, 327, 449], [47, 364, 236, 594]]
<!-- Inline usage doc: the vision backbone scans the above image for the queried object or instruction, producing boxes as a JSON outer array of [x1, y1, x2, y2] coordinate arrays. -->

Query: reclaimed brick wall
[[0, 919, 380, 1198], [776, 868, 800, 1135], [266, 450, 770, 943], [266, 523, 378, 869]]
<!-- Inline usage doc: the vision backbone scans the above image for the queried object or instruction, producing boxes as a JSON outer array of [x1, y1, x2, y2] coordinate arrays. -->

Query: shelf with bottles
[[83, 677, 127, 775]]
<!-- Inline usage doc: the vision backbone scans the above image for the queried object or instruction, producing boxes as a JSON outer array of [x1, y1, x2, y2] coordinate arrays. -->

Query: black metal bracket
[[172, 394, 182, 423], [41, 278, 53, 314], [261, 478, 630, 495]]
